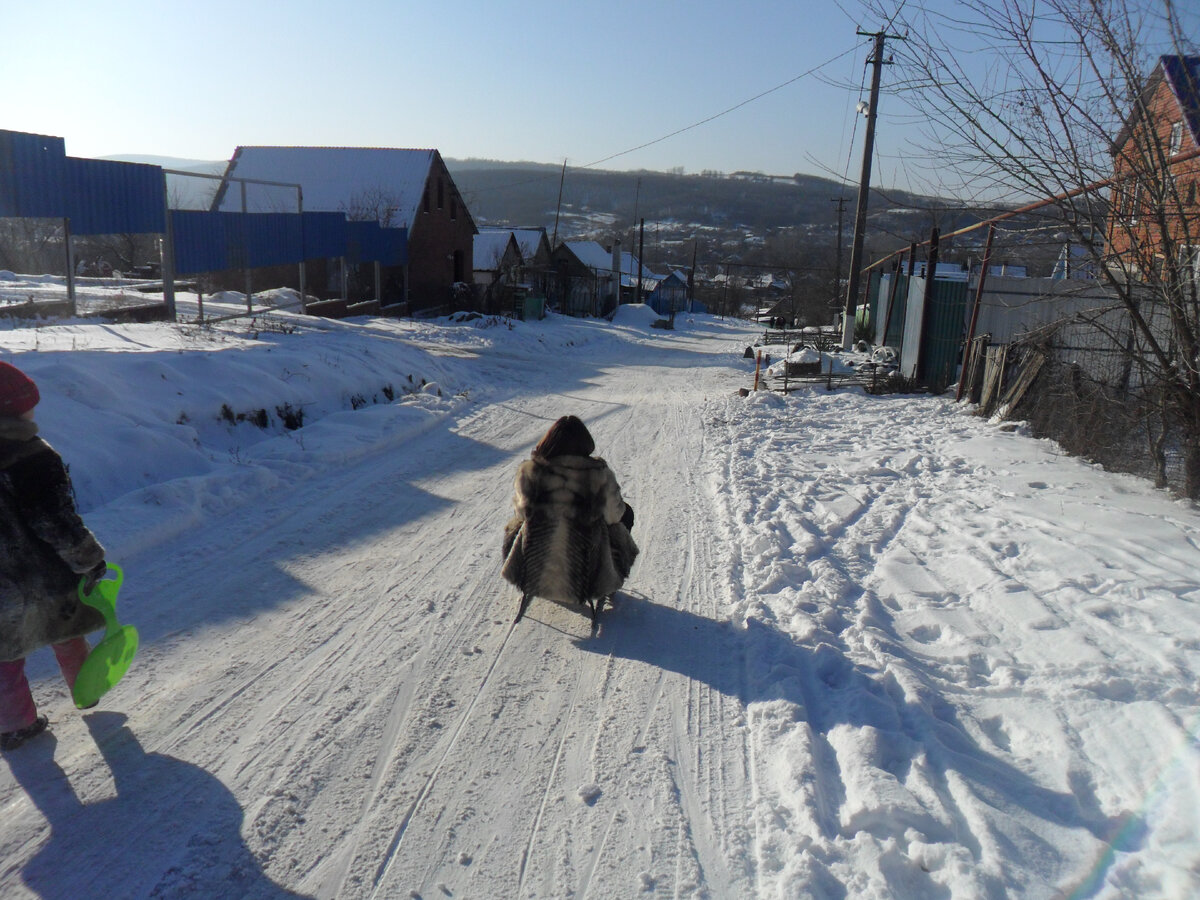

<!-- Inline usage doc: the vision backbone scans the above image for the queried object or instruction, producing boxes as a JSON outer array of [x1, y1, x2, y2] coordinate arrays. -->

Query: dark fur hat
[[534, 415, 596, 459]]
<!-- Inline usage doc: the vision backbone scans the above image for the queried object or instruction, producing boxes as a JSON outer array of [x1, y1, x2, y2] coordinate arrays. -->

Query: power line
[[580, 47, 861, 170], [463, 46, 862, 198]]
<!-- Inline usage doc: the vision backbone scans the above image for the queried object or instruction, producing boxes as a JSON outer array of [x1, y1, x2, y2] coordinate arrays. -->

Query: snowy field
[[1, 292, 1199, 899]]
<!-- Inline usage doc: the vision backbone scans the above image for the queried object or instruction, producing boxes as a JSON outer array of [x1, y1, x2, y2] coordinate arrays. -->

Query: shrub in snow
[[275, 402, 304, 430]]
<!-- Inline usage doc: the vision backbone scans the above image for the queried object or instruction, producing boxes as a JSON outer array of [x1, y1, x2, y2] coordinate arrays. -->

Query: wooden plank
[[995, 349, 1045, 420], [979, 344, 1008, 416]]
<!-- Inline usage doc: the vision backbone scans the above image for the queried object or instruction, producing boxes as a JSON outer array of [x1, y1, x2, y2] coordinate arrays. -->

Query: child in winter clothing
[[501, 415, 638, 619], [0, 362, 107, 751]]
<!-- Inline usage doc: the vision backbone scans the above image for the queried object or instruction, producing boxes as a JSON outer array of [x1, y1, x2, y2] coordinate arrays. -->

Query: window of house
[[1170, 120, 1184, 156], [451, 197, 457, 220], [423, 185, 430, 214], [437, 178, 444, 209], [1180, 246, 1200, 286], [1187, 180, 1197, 207], [1130, 180, 1141, 224]]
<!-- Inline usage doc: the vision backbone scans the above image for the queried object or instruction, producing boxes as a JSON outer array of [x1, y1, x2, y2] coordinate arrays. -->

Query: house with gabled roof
[[474, 227, 556, 314], [509, 228, 553, 268], [550, 240, 658, 316], [473, 231, 522, 283], [472, 230, 522, 313], [1106, 55, 1200, 280], [213, 146, 476, 313]]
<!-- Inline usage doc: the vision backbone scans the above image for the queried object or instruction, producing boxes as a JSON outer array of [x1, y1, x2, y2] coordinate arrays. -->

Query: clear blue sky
[[2, 1, 890, 181], [4, 1, 1196, 195]]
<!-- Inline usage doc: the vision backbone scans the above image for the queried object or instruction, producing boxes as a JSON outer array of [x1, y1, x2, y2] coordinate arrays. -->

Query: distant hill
[[101, 154, 226, 174], [97, 152, 1059, 276], [102, 155, 227, 210], [444, 158, 1003, 273]]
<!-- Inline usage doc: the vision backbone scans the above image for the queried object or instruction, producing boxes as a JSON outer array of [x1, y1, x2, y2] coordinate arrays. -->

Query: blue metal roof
[[1161, 55, 1200, 146]]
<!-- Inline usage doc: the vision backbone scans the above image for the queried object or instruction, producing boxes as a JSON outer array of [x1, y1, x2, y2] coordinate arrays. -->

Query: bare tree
[[0, 219, 65, 274], [342, 187, 405, 226], [861, 0, 1200, 494]]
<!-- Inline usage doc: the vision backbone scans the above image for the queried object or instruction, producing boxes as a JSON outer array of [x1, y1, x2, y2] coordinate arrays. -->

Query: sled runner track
[[369, 616, 522, 898], [304, 642, 430, 900], [575, 804, 622, 900], [516, 651, 588, 896]]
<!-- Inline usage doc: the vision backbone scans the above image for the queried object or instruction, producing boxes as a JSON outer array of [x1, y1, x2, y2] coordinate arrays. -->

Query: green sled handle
[[72, 563, 139, 710]]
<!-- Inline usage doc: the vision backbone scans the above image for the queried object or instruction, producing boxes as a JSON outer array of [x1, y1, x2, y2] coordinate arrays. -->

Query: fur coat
[[0, 417, 106, 662], [501, 454, 638, 604]]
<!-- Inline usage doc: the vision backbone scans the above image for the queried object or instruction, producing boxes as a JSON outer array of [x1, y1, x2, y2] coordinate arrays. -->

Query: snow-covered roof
[[563, 241, 657, 284], [214, 147, 437, 227], [479, 228, 548, 264], [473, 232, 515, 270], [564, 241, 616, 272], [510, 229, 547, 260]]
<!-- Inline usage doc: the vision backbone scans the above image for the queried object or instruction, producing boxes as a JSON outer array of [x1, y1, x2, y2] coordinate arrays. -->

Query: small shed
[[646, 271, 688, 317]]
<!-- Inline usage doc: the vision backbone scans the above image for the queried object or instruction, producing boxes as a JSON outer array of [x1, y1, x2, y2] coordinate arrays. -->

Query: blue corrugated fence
[[2, 129, 407, 275]]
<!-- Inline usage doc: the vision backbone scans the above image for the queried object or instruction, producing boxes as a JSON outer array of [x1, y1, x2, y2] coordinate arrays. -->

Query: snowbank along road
[[1, 304, 1198, 898]]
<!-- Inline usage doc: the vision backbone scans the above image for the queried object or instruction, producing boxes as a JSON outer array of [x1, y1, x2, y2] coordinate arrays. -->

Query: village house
[[549, 240, 657, 316], [1105, 55, 1200, 280], [508, 228, 553, 270], [213, 147, 476, 313], [472, 230, 522, 313]]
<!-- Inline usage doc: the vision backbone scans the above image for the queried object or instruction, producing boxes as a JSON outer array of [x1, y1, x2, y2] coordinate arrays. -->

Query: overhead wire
[[463, 45, 863, 198]]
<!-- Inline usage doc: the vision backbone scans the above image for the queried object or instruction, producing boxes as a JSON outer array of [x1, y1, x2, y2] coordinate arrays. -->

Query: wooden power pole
[[841, 29, 903, 351], [831, 195, 848, 312]]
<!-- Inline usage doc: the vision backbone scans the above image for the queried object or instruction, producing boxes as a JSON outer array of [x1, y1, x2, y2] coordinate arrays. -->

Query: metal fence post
[[63, 217, 77, 317]]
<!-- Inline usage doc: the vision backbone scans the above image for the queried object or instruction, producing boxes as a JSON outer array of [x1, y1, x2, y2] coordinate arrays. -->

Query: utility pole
[[841, 29, 903, 351], [551, 159, 567, 249], [637, 218, 645, 305], [631, 177, 641, 257], [830, 195, 848, 313]]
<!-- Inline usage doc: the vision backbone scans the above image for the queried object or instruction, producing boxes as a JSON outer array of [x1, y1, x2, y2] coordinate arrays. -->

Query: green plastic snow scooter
[[72, 564, 138, 710]]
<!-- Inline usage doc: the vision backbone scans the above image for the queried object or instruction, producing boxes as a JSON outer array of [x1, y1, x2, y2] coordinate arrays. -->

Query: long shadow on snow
[[576, 593, 1133, 865], [101, 422, 509, 648], [6, 712, 310, 899]]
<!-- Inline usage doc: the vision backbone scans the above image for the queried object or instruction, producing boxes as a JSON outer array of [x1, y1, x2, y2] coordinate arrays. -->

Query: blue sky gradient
[[5, 1, 1196, 197], [3, 2, 885, 178]]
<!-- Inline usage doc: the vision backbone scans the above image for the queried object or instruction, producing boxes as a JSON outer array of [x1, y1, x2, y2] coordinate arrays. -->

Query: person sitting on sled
[[0, 362, 107, 751], [501, 415, 638, 625]]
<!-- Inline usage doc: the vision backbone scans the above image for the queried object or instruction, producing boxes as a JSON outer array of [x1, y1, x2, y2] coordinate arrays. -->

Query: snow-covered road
[[2, 300, 1199, 898]]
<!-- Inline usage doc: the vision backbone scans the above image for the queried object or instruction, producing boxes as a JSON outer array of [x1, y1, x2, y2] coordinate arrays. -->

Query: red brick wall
[[1107, 78, 1200, 266], [407, 153, 476, 312]]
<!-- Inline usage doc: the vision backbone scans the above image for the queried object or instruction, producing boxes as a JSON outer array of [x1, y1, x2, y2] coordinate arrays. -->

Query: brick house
[[1106, 56, 1200, 280], [214, 147, 476, 313]]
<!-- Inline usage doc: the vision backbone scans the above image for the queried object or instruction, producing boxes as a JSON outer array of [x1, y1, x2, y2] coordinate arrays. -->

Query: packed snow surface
[[1, 293, 1199, 899]]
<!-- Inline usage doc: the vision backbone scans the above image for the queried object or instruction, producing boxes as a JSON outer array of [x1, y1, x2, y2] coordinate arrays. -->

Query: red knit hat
[[0, 362, 39, 417]]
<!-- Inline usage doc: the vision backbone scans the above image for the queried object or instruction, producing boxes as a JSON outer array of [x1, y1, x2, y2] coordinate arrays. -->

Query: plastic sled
[[72, 564, 138, 709]]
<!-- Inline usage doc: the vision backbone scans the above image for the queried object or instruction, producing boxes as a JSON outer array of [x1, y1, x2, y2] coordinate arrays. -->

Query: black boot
[[1, 715, 48, 751]]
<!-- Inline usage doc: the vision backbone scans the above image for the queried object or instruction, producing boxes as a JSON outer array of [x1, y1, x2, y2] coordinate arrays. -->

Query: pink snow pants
[[0, 637, 91, 732]]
